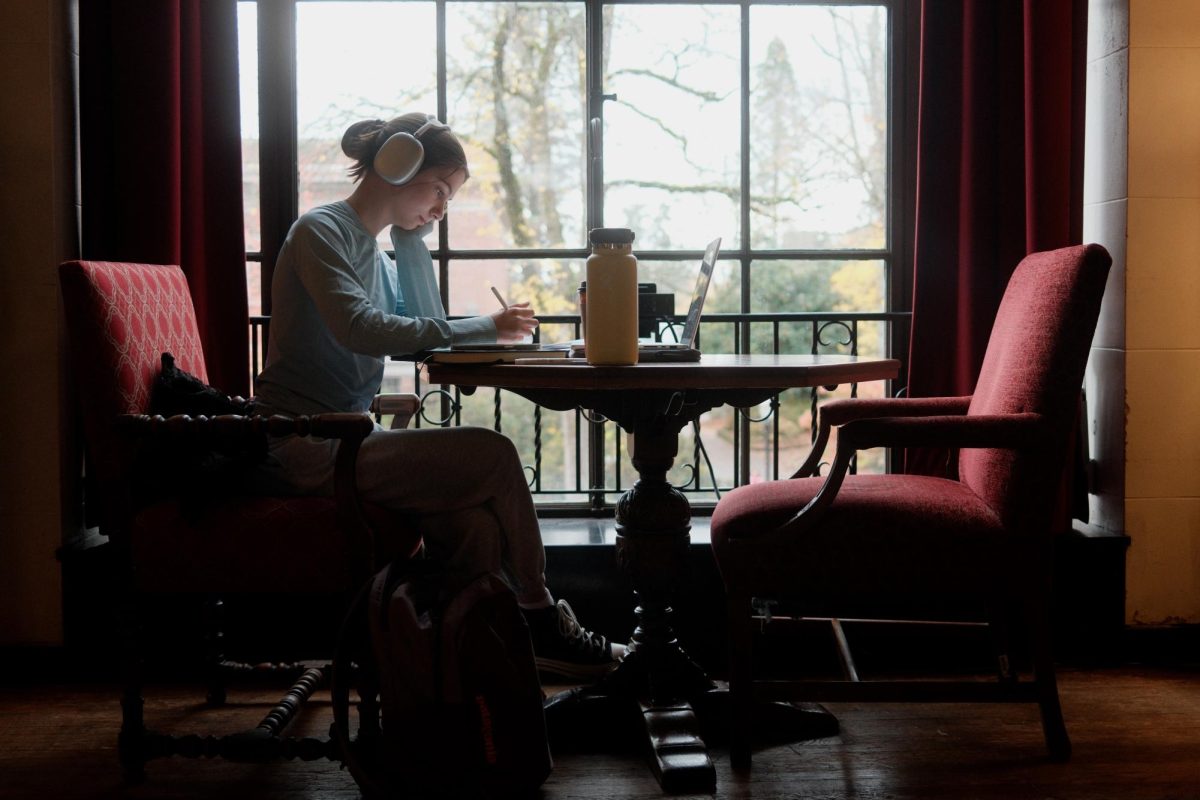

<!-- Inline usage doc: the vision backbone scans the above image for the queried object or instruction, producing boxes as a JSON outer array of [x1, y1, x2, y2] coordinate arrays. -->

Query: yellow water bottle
[[585, 228, 638, 365]]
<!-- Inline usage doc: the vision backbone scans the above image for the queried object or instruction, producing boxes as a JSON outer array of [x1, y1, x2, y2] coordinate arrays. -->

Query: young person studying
[[252, 112, 623, 679]]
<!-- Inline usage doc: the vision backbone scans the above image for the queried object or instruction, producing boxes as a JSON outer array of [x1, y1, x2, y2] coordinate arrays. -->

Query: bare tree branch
[[607, 67, 730, 104], [606, 178, 736, 201]]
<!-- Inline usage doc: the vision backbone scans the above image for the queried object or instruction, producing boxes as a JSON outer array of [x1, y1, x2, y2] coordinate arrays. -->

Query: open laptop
[[445, 237, 721, 363], [623, 236, 721, 362]]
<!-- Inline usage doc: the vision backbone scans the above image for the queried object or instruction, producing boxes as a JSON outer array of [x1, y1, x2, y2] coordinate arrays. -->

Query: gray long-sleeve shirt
[[254, 201, 495, 416]]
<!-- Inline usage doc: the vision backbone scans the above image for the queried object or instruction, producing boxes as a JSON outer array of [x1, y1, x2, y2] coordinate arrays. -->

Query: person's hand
[[491, 302, 538, 343]]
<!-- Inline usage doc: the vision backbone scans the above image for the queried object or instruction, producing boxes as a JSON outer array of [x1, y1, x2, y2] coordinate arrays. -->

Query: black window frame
[[248, 0, 916, 346]]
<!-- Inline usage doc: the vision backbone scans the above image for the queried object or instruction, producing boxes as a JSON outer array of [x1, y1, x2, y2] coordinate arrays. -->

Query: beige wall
[[0, 0, 79, 645], [1086, 0, 1200, 625], [1123, 0, 1200, 624]]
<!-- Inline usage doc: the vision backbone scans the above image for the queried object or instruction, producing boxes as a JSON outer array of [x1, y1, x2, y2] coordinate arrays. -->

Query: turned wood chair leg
[[728, 590, 754, 771], [204, 595, 227, 706]]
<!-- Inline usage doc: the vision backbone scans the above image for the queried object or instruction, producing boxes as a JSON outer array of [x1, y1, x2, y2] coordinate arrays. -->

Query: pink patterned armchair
[[59, 260, 420, 781], [711, 244, 1112, 770]]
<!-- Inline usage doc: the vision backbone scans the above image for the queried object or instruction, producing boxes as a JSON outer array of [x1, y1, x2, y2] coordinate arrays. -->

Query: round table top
[[424, 353, 901, 392]]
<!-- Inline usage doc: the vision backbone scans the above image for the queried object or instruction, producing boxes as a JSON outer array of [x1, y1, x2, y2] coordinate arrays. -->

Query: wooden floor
[[1, 667, 1197, 800]]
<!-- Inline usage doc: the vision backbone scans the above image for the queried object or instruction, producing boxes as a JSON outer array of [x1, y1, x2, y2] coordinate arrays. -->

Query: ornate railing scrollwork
[[816, 319, 855, 350], [736, 404, 777, 424], [672, 462, 699, 492], [417, 387, 459, 427], [249, 310, 910, 511], [579, 407, 608, 425]]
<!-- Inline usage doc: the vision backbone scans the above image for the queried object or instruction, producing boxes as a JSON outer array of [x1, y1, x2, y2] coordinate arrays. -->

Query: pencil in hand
[[490, 285, 509, 310]]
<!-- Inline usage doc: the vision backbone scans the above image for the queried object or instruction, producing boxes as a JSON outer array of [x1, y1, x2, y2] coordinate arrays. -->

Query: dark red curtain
[[906, 0, 1088, 477], [80, 0, 249, 396]]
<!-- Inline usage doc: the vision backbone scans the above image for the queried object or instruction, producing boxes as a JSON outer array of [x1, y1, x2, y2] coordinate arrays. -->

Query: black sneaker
[[524, 600, 626, 681]]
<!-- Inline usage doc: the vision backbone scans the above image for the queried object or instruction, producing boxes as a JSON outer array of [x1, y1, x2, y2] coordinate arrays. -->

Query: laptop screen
[[677, 238, 722, 347]]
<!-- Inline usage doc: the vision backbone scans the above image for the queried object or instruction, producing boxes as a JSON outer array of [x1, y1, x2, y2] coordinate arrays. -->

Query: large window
[[238, 0, 913, 506]]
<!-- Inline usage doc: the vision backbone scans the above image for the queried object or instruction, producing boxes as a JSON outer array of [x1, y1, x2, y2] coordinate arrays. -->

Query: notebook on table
[[421, 343, 551, 364]]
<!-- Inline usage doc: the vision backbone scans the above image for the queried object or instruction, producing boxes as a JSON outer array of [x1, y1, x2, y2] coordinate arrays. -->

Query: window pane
[[750, 259, 884, 312], [749, 5, 887, 250], [296, 1, 437, 240], [747, 258, 884, 352], [444, 258, 586, 344], [637, 256, 739, 351], [451, 387, 588, 501], [445, 3, 587, 250], [604, 5, 741, 250]]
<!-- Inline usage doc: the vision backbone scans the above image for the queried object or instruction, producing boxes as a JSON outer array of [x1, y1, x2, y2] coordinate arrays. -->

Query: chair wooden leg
[[728, 590, 754, 771], [117, 596, 148, 785], [1027, 584, 1070, 761], [987, 605, 1016, 683]]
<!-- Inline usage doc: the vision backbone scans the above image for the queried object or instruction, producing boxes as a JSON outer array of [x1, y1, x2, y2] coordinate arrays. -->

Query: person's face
[[390, 166, 467, 230]]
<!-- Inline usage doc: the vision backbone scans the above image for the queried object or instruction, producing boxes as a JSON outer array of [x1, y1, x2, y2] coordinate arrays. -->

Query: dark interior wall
[[0, 0, 80, 646]]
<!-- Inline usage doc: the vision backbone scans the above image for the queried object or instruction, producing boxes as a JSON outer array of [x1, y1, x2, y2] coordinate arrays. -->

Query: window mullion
[[737, 1, 752, 490], [739, 0, 751, 325], [586, 1, 605, 231], [436, 0, 450, 309], [256, 0, 298, 317]]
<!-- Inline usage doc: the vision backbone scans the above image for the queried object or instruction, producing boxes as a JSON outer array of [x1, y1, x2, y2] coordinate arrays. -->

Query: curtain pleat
[[80, 0, 249, 396], [906, 0, 1088, 480]]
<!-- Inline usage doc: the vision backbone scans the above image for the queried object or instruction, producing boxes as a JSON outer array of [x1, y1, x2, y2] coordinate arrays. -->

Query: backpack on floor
[[332, 561, 552, 799]]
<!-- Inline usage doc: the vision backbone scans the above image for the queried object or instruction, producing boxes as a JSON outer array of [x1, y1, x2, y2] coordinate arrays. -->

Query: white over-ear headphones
[[373, 115, 451, 185]]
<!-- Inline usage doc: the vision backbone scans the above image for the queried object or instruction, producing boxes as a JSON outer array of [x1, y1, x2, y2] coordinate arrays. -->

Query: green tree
[[751, 37, 816, 246]]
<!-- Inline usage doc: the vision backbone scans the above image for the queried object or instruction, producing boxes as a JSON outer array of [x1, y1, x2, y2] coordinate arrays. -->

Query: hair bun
[[341, 119, 386, 160]]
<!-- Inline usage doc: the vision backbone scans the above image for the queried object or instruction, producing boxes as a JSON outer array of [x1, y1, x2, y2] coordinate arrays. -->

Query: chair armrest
[[117, 411, 376, 507], [791, 396, 973, 478], [839, 412, 1048, 451], [370, 393, 421, 430], [117, 411, 376, 442], [819, 396, 973, 426], [771, 411, 1048, 540]]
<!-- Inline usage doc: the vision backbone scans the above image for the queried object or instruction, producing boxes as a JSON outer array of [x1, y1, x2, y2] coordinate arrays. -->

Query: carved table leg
[[545, 427, 717, 792], [543, 423, 838, 793], [614, 427, 716, 792]]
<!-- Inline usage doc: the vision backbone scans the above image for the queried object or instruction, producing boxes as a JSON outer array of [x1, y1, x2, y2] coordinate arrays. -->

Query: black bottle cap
[[588, 227, 635, 245]]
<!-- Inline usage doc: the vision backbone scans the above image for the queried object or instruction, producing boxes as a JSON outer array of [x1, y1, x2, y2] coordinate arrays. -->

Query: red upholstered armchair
[[711, 244, 1112, 770], [58, 260, 421, 781]]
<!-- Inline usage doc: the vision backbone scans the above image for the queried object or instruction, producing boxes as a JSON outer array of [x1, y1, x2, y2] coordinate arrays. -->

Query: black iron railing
[[250, 311, 909, 512]]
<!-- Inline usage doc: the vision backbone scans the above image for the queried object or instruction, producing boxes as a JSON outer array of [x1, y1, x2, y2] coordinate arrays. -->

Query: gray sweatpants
[[253, 425, 551, 607]]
